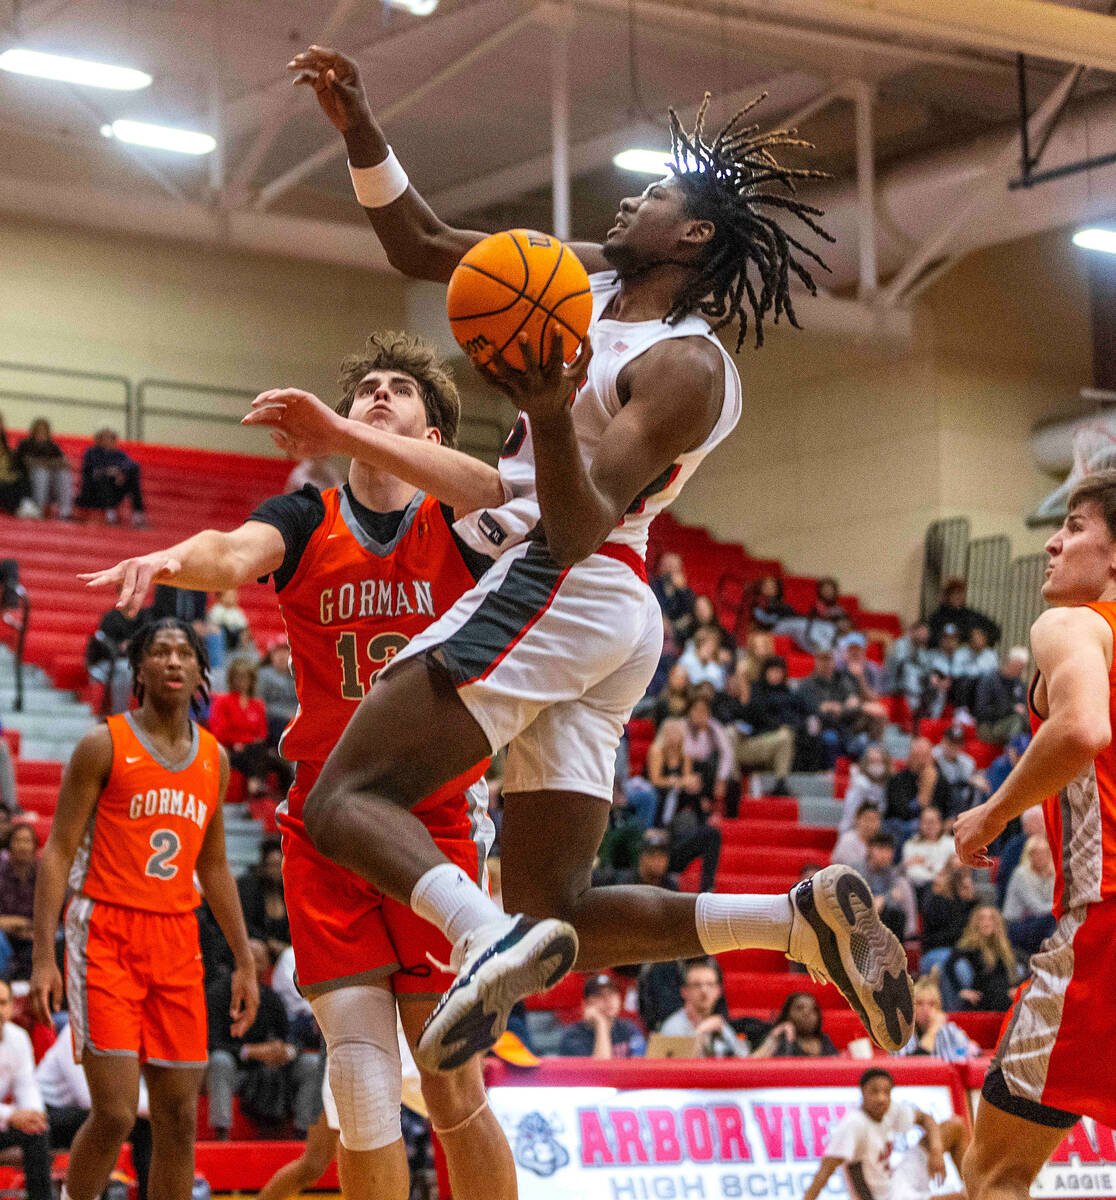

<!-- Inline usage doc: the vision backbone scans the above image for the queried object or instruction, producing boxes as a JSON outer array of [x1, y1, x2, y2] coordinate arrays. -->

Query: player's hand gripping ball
[[447, 230, 592, 374]]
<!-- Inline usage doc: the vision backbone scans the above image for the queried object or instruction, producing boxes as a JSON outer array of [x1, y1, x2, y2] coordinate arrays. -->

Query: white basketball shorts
[[390, 539, 663, 802]]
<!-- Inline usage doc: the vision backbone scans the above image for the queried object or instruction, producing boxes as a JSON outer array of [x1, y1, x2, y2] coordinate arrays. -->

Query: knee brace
[[311, 986, 402, 1152]]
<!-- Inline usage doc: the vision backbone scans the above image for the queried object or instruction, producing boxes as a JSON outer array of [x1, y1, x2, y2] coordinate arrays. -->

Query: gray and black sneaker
[[416, 914, 578, 1073], [787, 864, 914, 1051]]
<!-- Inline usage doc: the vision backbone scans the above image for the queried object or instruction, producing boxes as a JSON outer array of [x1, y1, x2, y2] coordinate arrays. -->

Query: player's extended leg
[[142, 1065, 204, 1200], [62, 1053, 141, 1200], [255, 1110, 339, 1200], [397, 997, 517, 1200], [962, 1098, 1068, 1200], [309, 984, 412, 1200]]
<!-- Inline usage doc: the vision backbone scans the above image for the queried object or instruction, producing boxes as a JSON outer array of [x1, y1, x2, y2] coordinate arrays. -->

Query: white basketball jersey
[[454, 270, 743, 560]]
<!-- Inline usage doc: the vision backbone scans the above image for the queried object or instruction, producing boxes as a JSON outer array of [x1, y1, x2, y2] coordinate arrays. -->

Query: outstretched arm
[[913, 1110, 946, 1182], [802, 1156, 844, 1200], [490, 331, 724, 567], [288, 46, 607, 280], [954, 604, 1113, 866], [241, 388, 505, 517], [77, 521, 286, 618]]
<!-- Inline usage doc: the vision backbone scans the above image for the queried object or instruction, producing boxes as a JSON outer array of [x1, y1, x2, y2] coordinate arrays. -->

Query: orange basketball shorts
[[64, 895, 207, 1066]]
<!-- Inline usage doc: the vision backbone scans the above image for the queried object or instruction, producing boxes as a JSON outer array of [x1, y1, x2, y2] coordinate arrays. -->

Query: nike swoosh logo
[[125, 755, 142, 764]]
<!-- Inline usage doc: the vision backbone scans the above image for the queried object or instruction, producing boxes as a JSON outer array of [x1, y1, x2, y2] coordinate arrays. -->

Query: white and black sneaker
[[787, 864, 914, 1051], [416, 914, 578, 1073]]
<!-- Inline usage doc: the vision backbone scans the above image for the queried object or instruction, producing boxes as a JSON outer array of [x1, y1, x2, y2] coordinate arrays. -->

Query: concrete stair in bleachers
[[0, 646, 94, 763]]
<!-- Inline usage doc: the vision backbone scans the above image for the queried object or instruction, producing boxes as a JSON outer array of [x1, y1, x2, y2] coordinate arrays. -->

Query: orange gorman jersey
[[69, 713, 220, 913], [1030, 600, 1116, 918], [275, 487, 481, 801]]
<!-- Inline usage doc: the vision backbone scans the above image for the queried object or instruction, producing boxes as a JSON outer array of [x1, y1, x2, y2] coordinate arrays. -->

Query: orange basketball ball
[[447, 230, 592, 374]]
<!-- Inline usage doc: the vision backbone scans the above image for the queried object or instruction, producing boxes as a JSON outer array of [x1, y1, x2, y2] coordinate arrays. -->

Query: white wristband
[[349, 148, 409, 208]]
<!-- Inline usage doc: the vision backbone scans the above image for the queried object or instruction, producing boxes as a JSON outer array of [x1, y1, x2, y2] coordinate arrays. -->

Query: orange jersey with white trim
[[70, 713, 219, 913], [276, 487, 481, 779], [1030, 599, 1116, 917]]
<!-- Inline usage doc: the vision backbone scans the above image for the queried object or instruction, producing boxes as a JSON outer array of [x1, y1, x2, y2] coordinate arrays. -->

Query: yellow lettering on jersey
[[320, 589, 334, 623], [338, 583, 355, 621]]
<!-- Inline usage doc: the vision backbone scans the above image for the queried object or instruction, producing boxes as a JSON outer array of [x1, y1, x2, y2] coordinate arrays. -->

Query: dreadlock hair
[[667, 92, 835, 350], [128, 616, 211, 715]]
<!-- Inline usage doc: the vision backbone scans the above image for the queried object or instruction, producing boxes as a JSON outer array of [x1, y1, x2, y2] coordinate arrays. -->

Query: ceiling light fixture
[[612, 148, 671, 175], [385, 0, 439, 15], [0, 47, 151, 90], [1073, 227, 1116, 255], [101, 119, 215, 155]]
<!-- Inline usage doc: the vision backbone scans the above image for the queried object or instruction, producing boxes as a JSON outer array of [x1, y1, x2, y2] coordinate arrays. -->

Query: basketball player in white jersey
[[248, 44, 914, 1075]]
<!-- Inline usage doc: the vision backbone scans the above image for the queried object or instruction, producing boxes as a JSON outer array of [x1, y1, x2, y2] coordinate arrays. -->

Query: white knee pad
[[311, 985, 402, 1152]]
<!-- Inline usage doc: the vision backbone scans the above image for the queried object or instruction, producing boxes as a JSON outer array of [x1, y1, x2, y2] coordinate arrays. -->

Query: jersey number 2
[[336, 631, 410, 700], [145, 829, 181, 880]]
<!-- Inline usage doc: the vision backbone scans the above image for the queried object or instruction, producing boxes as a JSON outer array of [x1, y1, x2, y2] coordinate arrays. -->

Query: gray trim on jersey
[[65, 896, 96, 1062], [144, 1057, 208, 1069], [300, 964, 400, 999], [338, 486, 427, 558], [123, 712, 199, 773]]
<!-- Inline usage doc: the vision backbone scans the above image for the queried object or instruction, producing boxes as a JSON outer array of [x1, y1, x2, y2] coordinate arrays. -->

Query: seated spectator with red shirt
[[208, 658, 292, 797]]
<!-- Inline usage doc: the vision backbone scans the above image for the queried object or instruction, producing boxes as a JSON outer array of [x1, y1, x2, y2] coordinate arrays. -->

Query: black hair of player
[[859, 1067, 894, 1090], [667, 93, 835, 350], [128, 616, 211, 715]]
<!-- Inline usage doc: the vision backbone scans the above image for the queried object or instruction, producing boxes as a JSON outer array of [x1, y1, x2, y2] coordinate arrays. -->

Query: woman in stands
[[208, 658, 292, 798], [0, 412, 32, 516], [14, 417, 73, 521], [944, 905, 1017, 1012], [750, 992, 838, 1058]]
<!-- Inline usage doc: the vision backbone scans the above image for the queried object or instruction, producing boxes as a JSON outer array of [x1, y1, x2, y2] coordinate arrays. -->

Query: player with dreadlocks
[[251, 45, 912, 1075], [31, 617, 258, 1200]]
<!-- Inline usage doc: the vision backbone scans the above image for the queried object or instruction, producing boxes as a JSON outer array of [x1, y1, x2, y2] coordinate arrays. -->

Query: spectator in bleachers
[[639, 613, 682, 709], [841, 633, 885, 695], [660, 959, 749, 1057], [0, 822, 38, 979], [743, 629, 776, 680], [691, 594, 736, 663], [862, 834, 917, 943], [651, 553, 696, 643], [831, 803, 881, 874], [927, 577, 1000, 649], [37, 1020, 152, 1199], [914, 666, 952, 726], [972, 646, 1031, 745], [76, 428, 147, 527], [208, 588, 253, 657], [949, 626, 999, 711], [715, 661, 797, 799], [900, 807, 955, 905], [749, 575, 800, 634], [985, 732, 1030, 802], [558, 974, 646, 1059], [678, 627, 727, 690], [682, 697, 732, 813], [605, 827, 679, 891], [646, 723, 722, 893], [270, 945, 321, 1052], [797, 648, 864, 761], [884, 619, 934, 708], [85, 605, 145, 716], [883, 736, 952, 841], [895, 977, 980, 1060], [0, 414, 32, 516], [751, 992, 837, 1058], [236, 837, 291, 961], [206, 940, 320, 1138], [994, 803, 1043, 906], [651, 663, 692, 728], [944, 906, 1017, 1012], [1002, 835, 1056, 957], [14, 418, 73, 521], [838, 745, 892, 833], [802, 577, 847, 653], [928, 624, 966, 695], [0, 977, 50, 1200], [283, 455, 344, 494], [257, 638, 297, 749], [932, 725, 988, 817], [209, 658, 289, 798], [920, 858, 977, 979]]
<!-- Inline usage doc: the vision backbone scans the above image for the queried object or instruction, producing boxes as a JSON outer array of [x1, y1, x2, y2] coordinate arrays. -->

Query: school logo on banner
[[514, 1112, 571, 1177]]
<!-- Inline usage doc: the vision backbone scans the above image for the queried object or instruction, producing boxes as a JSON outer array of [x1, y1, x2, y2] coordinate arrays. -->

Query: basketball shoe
[[416, 914, 578, 1073], [788, 864, 914, 1051]]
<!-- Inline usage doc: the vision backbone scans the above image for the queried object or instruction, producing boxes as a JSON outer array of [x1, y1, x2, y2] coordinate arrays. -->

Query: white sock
[[411, 863, 505, 945], [695, 892, 793, 955]]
